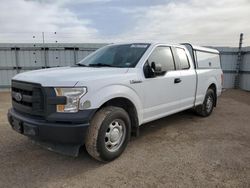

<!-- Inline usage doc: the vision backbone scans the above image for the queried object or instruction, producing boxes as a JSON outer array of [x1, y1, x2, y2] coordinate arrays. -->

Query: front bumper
[[8, 108, 93, 145]]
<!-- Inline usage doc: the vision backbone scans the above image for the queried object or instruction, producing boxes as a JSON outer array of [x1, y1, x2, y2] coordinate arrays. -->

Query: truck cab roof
[[110, 42, 219, 54]]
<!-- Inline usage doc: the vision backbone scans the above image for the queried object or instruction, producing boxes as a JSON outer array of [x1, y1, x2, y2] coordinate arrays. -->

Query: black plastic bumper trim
[[8, 108, 93, 144]]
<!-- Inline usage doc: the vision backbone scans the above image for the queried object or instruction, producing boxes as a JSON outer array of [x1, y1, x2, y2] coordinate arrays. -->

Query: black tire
[[85, 106, 131, 162], [195, 89, 215, 117]]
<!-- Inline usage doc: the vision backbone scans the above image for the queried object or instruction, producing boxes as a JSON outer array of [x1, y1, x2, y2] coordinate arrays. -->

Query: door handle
[[174, 78, 182, 84]]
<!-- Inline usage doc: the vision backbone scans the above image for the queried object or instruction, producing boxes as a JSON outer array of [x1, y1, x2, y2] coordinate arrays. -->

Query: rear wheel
[[195, 89, 215, 117], [85, 106, 131, 162]]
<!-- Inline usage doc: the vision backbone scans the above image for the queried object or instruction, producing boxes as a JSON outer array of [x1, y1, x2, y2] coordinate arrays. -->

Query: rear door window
[[176, 48, 190, 70]]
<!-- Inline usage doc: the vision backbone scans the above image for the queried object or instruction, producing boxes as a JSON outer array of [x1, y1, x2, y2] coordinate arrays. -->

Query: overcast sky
[[0, 0, 249, 46]]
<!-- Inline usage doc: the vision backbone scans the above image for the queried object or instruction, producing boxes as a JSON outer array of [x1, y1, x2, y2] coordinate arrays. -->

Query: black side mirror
[[151, 62, 165, 76], [143, 61, 166, 78]]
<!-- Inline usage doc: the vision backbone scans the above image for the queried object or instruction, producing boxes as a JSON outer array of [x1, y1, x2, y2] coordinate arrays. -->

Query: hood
[[13, 66, 128, 87]]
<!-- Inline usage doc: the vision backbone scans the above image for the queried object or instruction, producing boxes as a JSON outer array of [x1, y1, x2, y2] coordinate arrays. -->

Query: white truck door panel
[[142, 71, 181, 123], [173, 47, 197, 110], [140, 46, 182, 123], [178, 70, 196, 109]]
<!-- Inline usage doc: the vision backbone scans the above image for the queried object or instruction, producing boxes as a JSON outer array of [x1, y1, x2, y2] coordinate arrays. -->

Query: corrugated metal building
[[240, 47, 250, 90], [0, 43, 106, 88], [0, 43, 249, 91], [214, 46, 250, 90]]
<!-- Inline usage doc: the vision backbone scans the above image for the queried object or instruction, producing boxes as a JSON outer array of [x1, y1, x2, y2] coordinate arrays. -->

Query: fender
[[82, 84, 144, 125], [195, 70, 219, 106], [202, 76, 218, 102]]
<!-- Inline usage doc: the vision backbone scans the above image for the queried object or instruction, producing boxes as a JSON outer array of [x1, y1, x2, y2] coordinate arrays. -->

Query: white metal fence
[[0, 43, 106, 88], [215, 46, 250, 90], [0, 43, 249, 91]]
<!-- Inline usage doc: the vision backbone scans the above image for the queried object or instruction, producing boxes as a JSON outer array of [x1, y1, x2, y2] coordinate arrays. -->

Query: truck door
[[173, 47, 196, 109], [141, 46, 181, 123]]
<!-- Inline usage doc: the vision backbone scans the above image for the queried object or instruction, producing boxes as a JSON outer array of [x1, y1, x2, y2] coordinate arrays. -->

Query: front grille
[[12, 81, 45, 116]]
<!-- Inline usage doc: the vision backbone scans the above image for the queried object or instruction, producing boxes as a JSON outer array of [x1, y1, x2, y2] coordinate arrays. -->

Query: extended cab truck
[[8, 43, 223, 162]]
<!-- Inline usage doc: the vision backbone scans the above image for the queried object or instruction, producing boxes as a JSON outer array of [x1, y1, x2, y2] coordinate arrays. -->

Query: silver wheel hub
[[110, 128, 120, 142], [206, 96, 213, 112], [105, 119, 126, 152]]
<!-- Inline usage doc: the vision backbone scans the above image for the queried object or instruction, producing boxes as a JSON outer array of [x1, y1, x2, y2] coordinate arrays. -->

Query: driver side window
[[144, 46, 175, 78]]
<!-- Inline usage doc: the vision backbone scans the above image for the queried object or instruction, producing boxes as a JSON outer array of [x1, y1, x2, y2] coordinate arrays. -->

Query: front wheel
[[195, 89, 215, 117], [85, 106, 131, 162]]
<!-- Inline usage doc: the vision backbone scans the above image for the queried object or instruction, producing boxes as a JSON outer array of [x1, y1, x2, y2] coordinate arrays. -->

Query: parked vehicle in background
[[8, 43, 223, 162]]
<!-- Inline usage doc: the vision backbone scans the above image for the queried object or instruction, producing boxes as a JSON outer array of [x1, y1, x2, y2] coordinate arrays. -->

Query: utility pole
[[234, 33, 243, 89]]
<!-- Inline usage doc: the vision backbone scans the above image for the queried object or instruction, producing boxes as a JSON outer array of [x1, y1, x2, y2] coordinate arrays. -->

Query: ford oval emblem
[[14, 92, 22, 102]]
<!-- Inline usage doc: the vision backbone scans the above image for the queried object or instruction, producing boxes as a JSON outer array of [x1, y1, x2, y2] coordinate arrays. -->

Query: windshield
[[77, 43, 150, 68]]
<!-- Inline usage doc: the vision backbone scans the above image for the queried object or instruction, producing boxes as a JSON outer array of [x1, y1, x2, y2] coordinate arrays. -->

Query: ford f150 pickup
[[8, 43, 223, 161]]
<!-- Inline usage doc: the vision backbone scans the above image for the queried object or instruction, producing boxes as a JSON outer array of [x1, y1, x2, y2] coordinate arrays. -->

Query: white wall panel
[[0, 44, 249, 91]]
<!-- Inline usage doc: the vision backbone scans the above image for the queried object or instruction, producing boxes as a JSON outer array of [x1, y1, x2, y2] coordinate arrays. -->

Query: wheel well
[[208, 83, 217, 106], [99, 97, 139, 136]]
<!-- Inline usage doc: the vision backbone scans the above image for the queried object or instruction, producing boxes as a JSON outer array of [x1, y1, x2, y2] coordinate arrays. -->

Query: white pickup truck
[[8, 43, 223, 161]]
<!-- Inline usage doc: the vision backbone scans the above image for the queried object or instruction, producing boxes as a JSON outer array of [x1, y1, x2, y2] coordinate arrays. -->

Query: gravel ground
[[0, 89, 250, 188]]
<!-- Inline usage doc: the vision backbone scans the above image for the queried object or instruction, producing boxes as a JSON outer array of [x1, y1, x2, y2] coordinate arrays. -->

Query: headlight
[[55, 87, 87, 113]]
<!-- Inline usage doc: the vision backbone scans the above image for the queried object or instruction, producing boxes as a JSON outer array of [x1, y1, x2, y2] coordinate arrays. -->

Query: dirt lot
[[0, 89, 250, 188]]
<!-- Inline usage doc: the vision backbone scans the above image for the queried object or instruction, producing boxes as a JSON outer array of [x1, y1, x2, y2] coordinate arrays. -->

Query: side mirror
[[151, 62, 166, 76]]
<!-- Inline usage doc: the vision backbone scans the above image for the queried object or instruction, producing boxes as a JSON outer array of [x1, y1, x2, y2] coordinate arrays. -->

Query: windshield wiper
[[89, 63, 119, 67], [76, 63, 88, 67]]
